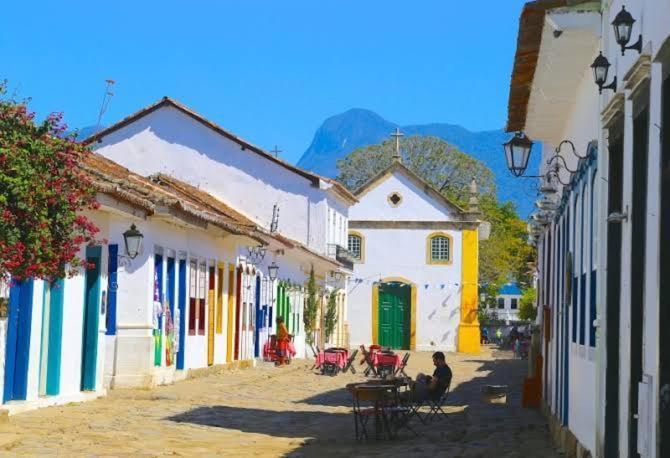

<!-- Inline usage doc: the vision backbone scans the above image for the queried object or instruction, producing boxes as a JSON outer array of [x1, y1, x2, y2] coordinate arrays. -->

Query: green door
[[378, 282, 410, 349]]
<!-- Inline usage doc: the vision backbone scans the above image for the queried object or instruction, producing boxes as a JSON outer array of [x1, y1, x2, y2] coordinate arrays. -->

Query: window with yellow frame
[[426, 232, 453, 265], [347, 231, 365, 263]]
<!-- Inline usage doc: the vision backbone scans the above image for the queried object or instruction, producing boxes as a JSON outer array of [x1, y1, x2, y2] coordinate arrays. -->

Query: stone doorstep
[[0, 390, 106, 419]]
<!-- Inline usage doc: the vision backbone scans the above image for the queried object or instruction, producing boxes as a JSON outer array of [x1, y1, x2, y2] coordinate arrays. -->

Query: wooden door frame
[[371, 277, 416, 350]]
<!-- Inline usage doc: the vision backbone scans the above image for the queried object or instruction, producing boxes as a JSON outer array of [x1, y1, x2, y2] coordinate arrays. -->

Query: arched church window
[[348, 232, 364, 262], [427, 233, 452, 264]]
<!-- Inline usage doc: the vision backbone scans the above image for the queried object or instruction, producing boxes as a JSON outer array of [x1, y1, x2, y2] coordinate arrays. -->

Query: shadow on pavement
[[166, 353, 559, 457]]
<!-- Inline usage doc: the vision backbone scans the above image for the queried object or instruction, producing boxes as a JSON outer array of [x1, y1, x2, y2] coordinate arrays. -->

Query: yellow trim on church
[[371, 277, 417, 350], [458, 228, 480, 354]]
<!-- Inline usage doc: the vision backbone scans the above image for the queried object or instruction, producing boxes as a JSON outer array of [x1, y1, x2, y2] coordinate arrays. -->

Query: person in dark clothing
[[408, 351, 452, 401]]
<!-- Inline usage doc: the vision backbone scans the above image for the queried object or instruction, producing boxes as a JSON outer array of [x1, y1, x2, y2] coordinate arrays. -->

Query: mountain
[[67, 125, 102, 141], [297, 109, 540, 217]]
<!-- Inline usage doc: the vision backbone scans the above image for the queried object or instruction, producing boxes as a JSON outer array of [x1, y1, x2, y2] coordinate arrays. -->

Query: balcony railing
[[336, 245, 355, 271]]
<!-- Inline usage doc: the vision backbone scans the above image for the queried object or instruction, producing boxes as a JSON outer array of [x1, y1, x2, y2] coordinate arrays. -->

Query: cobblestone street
[[0, 348, 559, 457]]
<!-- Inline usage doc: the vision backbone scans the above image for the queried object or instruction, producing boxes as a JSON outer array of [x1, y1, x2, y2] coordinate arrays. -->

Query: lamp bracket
[[600, 76, 617, 94], [622, 34, 643, 55]]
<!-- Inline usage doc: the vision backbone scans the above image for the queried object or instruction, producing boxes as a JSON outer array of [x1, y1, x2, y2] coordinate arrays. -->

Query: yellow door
[[207, 266, 215, 366], [226, 265, 235, 362]]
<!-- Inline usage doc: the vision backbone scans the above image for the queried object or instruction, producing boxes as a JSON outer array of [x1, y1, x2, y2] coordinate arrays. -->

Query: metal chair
[[343, 349, 359, 374], [394, 352, 411, 377]]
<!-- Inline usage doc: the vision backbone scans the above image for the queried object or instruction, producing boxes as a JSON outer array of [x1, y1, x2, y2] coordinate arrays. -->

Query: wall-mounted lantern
[[268, 262, 279, 281], [612, 6, 642, 55], [123, 224, 143, 260], [503, 132, 534, 177], [591, 52, 617, 94], [246, 244, 268, 265]]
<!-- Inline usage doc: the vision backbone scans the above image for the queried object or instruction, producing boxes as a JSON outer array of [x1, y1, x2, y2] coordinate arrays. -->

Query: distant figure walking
[[496, 328, 503, 345], [276, 317, 290, 366]]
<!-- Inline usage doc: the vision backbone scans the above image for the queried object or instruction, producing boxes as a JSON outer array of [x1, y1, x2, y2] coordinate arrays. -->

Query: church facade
[[346, 161, 481, 353]]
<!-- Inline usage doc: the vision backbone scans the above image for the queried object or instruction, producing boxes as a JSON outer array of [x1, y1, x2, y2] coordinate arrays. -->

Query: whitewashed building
[[507, 1, 670, 456], [0, 151, 267, 412], [346, 159, 482, 353], [87, 97, 356, 356], [493, 282, 523, 323]]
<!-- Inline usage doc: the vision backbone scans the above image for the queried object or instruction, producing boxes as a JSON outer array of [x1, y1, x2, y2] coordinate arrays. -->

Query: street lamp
[[122, 224, 143, 260], [591, 52, 617, 94], [503, 132, 533, 177], [268, 262, 279, 281], [612, 6, 642, 55]]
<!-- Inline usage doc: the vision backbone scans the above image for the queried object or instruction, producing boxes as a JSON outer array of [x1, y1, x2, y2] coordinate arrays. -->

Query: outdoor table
[[316, 349, 349, 369], [372, 352, 402, 369], [353, 384, 396, 440]]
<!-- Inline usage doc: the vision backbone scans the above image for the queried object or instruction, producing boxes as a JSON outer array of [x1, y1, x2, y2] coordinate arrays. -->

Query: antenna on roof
[[95, 79, 115, 134], [270, 145, 283, 158]]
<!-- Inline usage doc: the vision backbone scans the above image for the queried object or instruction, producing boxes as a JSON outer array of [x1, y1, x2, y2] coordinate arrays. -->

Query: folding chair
[[359, 345, 378, 377], [343, 349, 359, 374], [410, 382, 451, 424], [394, 353, 411, 377], [423, 384, 450, 422]]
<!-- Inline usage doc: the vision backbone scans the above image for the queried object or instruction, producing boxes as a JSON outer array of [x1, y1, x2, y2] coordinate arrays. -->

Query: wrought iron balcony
[[335, 245, 355, 271]]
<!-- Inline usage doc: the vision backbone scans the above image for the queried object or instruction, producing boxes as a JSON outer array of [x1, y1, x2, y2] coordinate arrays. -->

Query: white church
[[346, 138, 483, 353]]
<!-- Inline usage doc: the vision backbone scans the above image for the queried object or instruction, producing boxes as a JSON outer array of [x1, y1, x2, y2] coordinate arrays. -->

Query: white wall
[[348, 227, 463, 351], [94, 106, 350, 255], [349, 171, 457, 222]]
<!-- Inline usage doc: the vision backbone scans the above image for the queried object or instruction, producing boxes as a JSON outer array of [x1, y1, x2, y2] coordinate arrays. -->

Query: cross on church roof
[[270, 145, 283, 158], [391, 127, 404, 163]]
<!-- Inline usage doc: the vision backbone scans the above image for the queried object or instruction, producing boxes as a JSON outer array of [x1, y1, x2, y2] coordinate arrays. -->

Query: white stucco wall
[[93, 105, 350, 256], [349, 170, 457, 222], [348, 227, 463, 351]]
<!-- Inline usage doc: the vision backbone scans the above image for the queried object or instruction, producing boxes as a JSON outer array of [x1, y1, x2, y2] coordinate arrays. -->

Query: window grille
[[348, 234, 362, 260], [430, 236, 450, 262]]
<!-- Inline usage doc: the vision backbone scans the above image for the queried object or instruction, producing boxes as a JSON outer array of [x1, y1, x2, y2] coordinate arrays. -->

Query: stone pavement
[[0, 347, 560, 457]]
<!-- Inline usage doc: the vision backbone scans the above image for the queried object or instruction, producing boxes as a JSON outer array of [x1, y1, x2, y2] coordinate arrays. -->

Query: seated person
[[407, 351, 452, 402]]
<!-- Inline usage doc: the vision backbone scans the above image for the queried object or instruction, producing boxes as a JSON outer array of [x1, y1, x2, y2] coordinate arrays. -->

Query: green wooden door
[[378, 282, 410, 349]]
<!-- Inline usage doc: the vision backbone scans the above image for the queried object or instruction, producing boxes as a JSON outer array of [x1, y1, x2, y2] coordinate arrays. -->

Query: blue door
[[254, 276, 262, 358], [40, 279, 64, 396], [4, 279, 35, 402], [106, 244, 118, 336], [176, 259, 187, 370], [81, 246, 102, 391]]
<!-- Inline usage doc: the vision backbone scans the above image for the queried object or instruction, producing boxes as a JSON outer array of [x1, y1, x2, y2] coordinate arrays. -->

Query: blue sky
[[1, 0, 526, 164]]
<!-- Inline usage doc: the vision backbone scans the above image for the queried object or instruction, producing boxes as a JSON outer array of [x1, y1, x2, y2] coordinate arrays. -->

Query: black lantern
[[612, 6, 642, 55], [122, 224, 143, 260], [503, 132, 533, 177], [591, 52, 617, 94], [268, 262, 279, 281]]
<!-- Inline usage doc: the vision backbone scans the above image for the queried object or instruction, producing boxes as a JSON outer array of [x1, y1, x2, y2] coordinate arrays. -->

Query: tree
[[0, 83, 100, 281], [337, 135, 495, 202], [303, 267, 318, 345], [337, 135, 534, 290], [324, 291, 338, 343], [518, 287, 537, 322]]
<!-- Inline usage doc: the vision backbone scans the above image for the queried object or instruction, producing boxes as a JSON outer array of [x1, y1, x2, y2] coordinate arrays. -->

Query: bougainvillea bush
[[0, 82, 100, 280]]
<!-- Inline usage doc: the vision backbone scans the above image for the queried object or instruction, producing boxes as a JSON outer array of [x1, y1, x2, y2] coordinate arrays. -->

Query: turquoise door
[[4, 279, 34, 402], [81, 246, 102, 391], [378, 282, 411, 350], [40, 279, 64, 396]]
